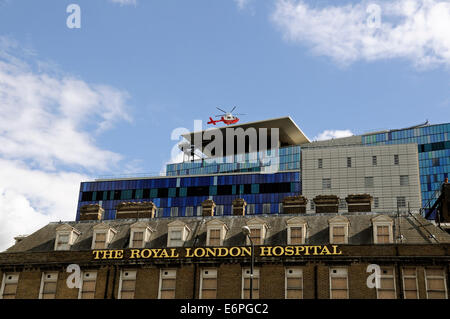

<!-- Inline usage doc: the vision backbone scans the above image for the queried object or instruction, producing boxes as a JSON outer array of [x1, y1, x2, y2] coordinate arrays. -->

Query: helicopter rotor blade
[[230, 106, 237, 113], [233, 113, 246, 116], [216, 107, 227, 113]]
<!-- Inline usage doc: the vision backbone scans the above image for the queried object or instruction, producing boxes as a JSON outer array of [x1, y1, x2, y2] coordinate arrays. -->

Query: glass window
[[372, 156, 377, 166], [322, 178, 331, 189], [119, 270, 136, 299], [376, 225, 390, 243], [347, 157, 352, 168], [286, 268, 303, 299], [330, 268, 348, 299], [169, 230, 183, 247], [332, 226, 346, 244], [394, 155, 399, 165], [159, 269, 176, 299], [425, 268, 447, 299], [1, 273, 19, 299], [318, 159, 323, 169], [289, 226, 303, 245], [200, 269, 217, 299], [365, 177, 374, 188], [397, 197, 406, 208], [377, 267, 396, 299], [80, 271, 97, 299], [402, 268, 418, 299], [208, 229, 221, 246], [262, 203, 271, 214], [400, 175, 409, 186], [40, 272, 58, 299]]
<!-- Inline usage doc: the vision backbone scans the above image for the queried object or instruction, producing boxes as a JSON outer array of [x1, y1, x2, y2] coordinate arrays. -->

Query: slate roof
[[5, 212, 450, 253]]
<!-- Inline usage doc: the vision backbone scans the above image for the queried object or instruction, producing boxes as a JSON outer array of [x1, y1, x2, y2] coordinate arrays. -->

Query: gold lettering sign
[[92, 245, 342, 260]]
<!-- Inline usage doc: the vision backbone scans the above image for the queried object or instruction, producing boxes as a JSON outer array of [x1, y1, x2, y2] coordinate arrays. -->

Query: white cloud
[[0, 37, 132, 251], [314, 129, 354, 141], [235, 0, 252, 10], [109, 0, 137, 6], [271, 0, 450, 68]]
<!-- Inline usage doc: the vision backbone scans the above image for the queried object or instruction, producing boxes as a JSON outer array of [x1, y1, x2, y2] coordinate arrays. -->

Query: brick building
[[1, 117, 450, 300]]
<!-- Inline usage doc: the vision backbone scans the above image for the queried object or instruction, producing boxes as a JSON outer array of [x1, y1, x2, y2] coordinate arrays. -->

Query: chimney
[[115, 201, 157, 219], [313, 195, 339, 213], [201, 199, 216, 217], [232, 198, 247, 216], [14, 235, 28, 245], [282, 195, 308, 214], [79, 204, 104, 221], [345, 194, 373, 213]]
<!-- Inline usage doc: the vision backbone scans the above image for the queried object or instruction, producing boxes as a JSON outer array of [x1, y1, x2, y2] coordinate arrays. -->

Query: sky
[[0, 0, 449, 250]]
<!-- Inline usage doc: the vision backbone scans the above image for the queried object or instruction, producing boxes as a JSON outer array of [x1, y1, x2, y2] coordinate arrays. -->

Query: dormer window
[[92, 224, 117, 249], [286, 217, 307, 245], [245, 218, 268, 245], [167, 221, 190, 247], [372, 215, 394, 244], [206, 220, 228, 246], [129, 222, 153, 248], [55, 224, 81, 251], [328, 216, 350, 244]]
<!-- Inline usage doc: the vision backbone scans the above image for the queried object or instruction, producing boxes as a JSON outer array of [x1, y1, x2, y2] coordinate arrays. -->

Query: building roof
[[181, 116, 311, 156], [5, 212, 450, 253]]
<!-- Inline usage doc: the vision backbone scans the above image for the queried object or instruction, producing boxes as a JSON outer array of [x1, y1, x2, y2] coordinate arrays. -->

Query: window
[[322, 178, 331, 189], [206, 220, 227, 246], [92, 224, 117, 250], [170, 207, 179, 217], [159, 269, 176, 299], [329, 216, 349, 244], [289, 226, 303, 245], [39, 272, 58, 299], [372, 215, 394, 244], [432, 158, 440, 167], [376, 226, 390, 243], [262, 203, 271, 214], [55, 224, 80, 251], [425, 268, 447, 299], [331, 226, 346, 244], [278, 202, 284, 214], [397, 197, 406, 208], [167, 221, 190, 247], [79, 271, 97, 299], [374, 197, 379, 208], [400, 175, 409, 186], [208, 229, 221, 246], [394, 154, 399, 165], [402, 268, 418, 299], [196, 206, 203, 216], [242, 268, 259, 299], [200, 268, 217, 299], [156, 207, 164, 217], [330, 268, 348, 299], [310, 201, 315, 210], [0, 273, 19, 299], [318, 158, 323, 169], [250, 228, 261, 245], [185, 206, 194, 217], [215, 205, 224, 216], [119, 270, 136, 299], [247, 204, 255, 215], [377, 267, 396, 299], [372, 156, 377, 166], [285, 268, 303, 299], [129, 222, 153, 249], [365, 176, 374, 188], [347, 157, 352, 168]]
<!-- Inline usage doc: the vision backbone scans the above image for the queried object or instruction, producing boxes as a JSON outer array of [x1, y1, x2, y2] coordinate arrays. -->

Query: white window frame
[[242, 268, 260, 299], [158, 269, 177, 299], [424, 267, 448, 299], [170, 207, 179, 217], [402, 267, 418, 299], [246, 204, 256, 215], [286, 218, 307, 245], [329, 267, 349, 299], [262, 203, 271, 215], [0, 273, 19, 299], [167, 222, 190, 247], [372, 216, 394, 244], [129, 223, 153, 249], [91, 225, 117, 250], [285, 267, 303, 299], [376, 267, 396, 299], [78, 270, 97, 299], [185, 206, 194, 217], [199, 268, 218, 299], [39, 272, 58, 299], [54, 225, 80, 251], [215, 205, 224, 216], [118, 269, 137, 299], [400, 175, 409, 186]]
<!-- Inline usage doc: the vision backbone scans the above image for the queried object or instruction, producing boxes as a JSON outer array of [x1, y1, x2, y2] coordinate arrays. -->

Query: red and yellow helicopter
[[207, 106, 246, 125]]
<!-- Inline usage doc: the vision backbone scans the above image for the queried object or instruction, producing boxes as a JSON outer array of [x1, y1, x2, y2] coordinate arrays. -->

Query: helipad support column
[[345, 194, 373, 213]]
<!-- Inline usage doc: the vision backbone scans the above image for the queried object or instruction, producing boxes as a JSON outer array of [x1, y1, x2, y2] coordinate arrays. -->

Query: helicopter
[[207, 106, 246, 125]]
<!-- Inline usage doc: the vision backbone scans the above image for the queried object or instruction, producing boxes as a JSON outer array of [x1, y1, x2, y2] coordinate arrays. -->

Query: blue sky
[[0, 0, 449, 249]]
